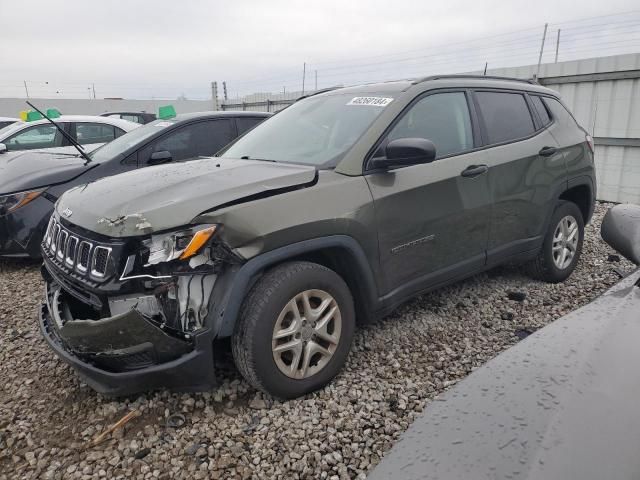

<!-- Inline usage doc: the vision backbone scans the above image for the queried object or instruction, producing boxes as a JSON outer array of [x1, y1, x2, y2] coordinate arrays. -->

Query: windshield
[[221, 93, 394, 167], [88, 119, 176, 162]]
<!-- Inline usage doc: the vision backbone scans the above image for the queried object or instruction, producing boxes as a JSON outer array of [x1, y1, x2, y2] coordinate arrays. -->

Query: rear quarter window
[[475, 91, 535, 144], [542, 97, 580, 129], [236, 117, 265, 135], [530, 95, 552, 126]]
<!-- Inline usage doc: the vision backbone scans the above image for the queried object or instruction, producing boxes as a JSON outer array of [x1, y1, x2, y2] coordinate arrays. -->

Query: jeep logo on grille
[[61, 208, 73, 218]]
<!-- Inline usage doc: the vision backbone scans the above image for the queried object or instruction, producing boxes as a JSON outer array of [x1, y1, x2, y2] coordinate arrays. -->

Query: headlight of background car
[[0, 189, 44, 216], [145, 224, 218, 265]]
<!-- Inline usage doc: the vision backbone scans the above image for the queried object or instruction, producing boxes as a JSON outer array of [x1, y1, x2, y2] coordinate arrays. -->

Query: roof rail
[[296, 86, 343, 102], [412, 74, 538, 85]]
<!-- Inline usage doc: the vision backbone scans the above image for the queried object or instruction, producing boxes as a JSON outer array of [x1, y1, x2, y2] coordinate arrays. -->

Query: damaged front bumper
[[39, 279, 217, 396]]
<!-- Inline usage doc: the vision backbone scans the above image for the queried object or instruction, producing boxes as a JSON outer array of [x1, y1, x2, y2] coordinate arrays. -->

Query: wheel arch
[[561, 176, 595, 224], [211, 235, 380, 338]]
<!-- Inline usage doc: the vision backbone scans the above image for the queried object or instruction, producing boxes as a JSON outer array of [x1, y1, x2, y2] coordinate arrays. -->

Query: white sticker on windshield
[[347, 97, 393, 107], [154, 121, 174, 127]]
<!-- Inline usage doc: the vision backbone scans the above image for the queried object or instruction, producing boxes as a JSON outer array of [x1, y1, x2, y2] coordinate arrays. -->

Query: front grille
[[92, 246, 111, 277], [42, 217, 112, 278]]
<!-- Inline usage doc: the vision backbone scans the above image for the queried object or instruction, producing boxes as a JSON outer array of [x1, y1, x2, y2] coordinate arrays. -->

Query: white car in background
[[0, 117, 22, 130], [0, 115, 140, 155]]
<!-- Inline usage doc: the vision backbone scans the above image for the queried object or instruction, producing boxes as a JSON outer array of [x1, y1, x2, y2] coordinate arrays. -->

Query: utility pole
[[222, 81, 228, 100], [554, 29, 561, 63], [283, 86, 286, 95], [315, 70, 318, 90], [92, 83, 96, 99], [302, 62, 306, 96], [23, 80, 29, 98], [211, 81, 219, 110], [536, 23, 548, 79], [483, 62, 488, 75]]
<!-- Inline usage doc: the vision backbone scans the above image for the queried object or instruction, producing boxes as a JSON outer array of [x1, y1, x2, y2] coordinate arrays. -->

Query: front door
[[366, 90, 491, 297]]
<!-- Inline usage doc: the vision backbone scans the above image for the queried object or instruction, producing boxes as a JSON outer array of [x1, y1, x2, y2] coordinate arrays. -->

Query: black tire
[[527, 200, 585, 283], [232, 261, 355, 399]]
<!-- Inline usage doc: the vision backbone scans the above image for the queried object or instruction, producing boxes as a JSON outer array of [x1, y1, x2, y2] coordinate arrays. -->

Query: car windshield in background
[[88, 119, 176, 162], [221, 93, 394, 167]]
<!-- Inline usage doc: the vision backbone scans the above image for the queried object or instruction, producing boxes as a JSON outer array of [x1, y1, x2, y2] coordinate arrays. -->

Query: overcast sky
[[1, 0, 639, 99]]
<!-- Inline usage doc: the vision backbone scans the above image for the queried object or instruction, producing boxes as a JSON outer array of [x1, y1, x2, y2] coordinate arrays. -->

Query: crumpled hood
[[0, 150, 95, 195], [56, 157, 317, 237]]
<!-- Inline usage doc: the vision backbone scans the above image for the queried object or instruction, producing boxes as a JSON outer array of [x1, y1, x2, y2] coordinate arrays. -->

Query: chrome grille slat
[[91, 246, 111, 277], [77, 242, 92, 272], [57, 231, 68, 259], [65, 236, 78, 267], [51, 224, 61, 252], [42, 216, 112, 279]]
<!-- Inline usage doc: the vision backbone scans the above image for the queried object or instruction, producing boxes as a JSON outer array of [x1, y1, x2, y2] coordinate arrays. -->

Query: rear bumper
[[39, 284, 217, 397]]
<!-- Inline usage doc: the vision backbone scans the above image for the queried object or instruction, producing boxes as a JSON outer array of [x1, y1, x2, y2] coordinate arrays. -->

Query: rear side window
[[236, 117, 265, 135], [475, 91, 535, 144], [386, 92, 474, 158], [75, 123, 117, 145], [121, 114, 143, 124]]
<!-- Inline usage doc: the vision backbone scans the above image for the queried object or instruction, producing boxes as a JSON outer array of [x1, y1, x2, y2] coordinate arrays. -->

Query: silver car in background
[[0, 115, 140, 155]]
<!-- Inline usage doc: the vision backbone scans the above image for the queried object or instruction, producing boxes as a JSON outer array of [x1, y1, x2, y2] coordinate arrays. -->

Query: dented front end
[[39, 213, 241, 395]]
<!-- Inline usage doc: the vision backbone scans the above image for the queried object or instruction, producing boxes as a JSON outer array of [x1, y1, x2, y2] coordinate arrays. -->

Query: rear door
[[473, 90, 565, 263], [366, 90, 491, 296]]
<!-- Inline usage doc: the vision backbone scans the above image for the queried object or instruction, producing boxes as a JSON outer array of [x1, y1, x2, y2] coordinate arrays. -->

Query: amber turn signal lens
[[179, 226, 217, 260]]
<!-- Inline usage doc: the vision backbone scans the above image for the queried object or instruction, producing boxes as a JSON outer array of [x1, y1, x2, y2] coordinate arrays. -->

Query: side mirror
[[370, 138, 436, 169], [148, 150, 172, 165], [601, 204, 640, 265], [0, 143, 6, 154]]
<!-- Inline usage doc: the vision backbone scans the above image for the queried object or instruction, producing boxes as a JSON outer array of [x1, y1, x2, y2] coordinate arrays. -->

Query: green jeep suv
[[39, 75, 596, 399]]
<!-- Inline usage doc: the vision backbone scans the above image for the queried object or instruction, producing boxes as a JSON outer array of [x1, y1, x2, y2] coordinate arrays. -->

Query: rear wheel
[[527, 200, 584, 283], [232, 261, 355, 399]]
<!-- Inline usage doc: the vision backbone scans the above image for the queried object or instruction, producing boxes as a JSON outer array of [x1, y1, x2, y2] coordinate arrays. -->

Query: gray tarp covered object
[[370, 269, 640, 480]]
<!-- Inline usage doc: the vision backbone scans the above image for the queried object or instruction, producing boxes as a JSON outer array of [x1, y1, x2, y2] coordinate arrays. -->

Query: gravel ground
[[0, 202, 635, 480]]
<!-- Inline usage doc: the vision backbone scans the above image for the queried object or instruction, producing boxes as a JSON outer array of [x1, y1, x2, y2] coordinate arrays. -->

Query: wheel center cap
[[301, 325, 314, 341]]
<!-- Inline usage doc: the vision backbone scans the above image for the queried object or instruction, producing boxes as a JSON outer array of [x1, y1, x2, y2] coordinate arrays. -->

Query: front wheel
[[232, 261, 355, 399], [527, 200, 584, 283]]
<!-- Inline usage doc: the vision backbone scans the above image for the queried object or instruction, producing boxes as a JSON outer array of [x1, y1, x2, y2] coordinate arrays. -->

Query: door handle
[[539, 146, 558, 157], [461, 164, 488, 178]]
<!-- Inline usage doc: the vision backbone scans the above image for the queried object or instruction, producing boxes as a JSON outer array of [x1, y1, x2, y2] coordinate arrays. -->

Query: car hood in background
[[56, 158, 317, 237], [369, 270, 640, 480], [0, 151, 97, 195]]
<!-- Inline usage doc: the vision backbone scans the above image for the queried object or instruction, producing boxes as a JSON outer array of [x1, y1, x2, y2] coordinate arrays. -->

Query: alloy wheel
[[552, 215, 579, 270], [271, 289, 342, 379]]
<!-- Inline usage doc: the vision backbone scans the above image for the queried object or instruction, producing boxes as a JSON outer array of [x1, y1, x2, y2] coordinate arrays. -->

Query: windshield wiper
[[240, 155, 276, 162], [26, 101, 92, 164]]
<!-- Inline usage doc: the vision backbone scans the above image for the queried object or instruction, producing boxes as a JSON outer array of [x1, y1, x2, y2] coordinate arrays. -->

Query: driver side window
[[386, 92, 473, 158], [4, 124, 64, 151]]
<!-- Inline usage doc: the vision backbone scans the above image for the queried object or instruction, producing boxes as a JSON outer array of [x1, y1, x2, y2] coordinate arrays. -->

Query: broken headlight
[[145, 224, 218, 265], [0, 188, 44, 216]]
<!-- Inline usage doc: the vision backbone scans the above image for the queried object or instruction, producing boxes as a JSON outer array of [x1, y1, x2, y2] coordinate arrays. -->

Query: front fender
[[207, 235, 379, 338]]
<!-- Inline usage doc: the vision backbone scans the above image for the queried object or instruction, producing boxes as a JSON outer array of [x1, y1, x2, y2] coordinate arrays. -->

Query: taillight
[[586, 134, 594, 154]]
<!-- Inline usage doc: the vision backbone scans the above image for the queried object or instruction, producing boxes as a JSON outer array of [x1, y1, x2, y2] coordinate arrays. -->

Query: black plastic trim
[[214, 235, 379, 337]]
